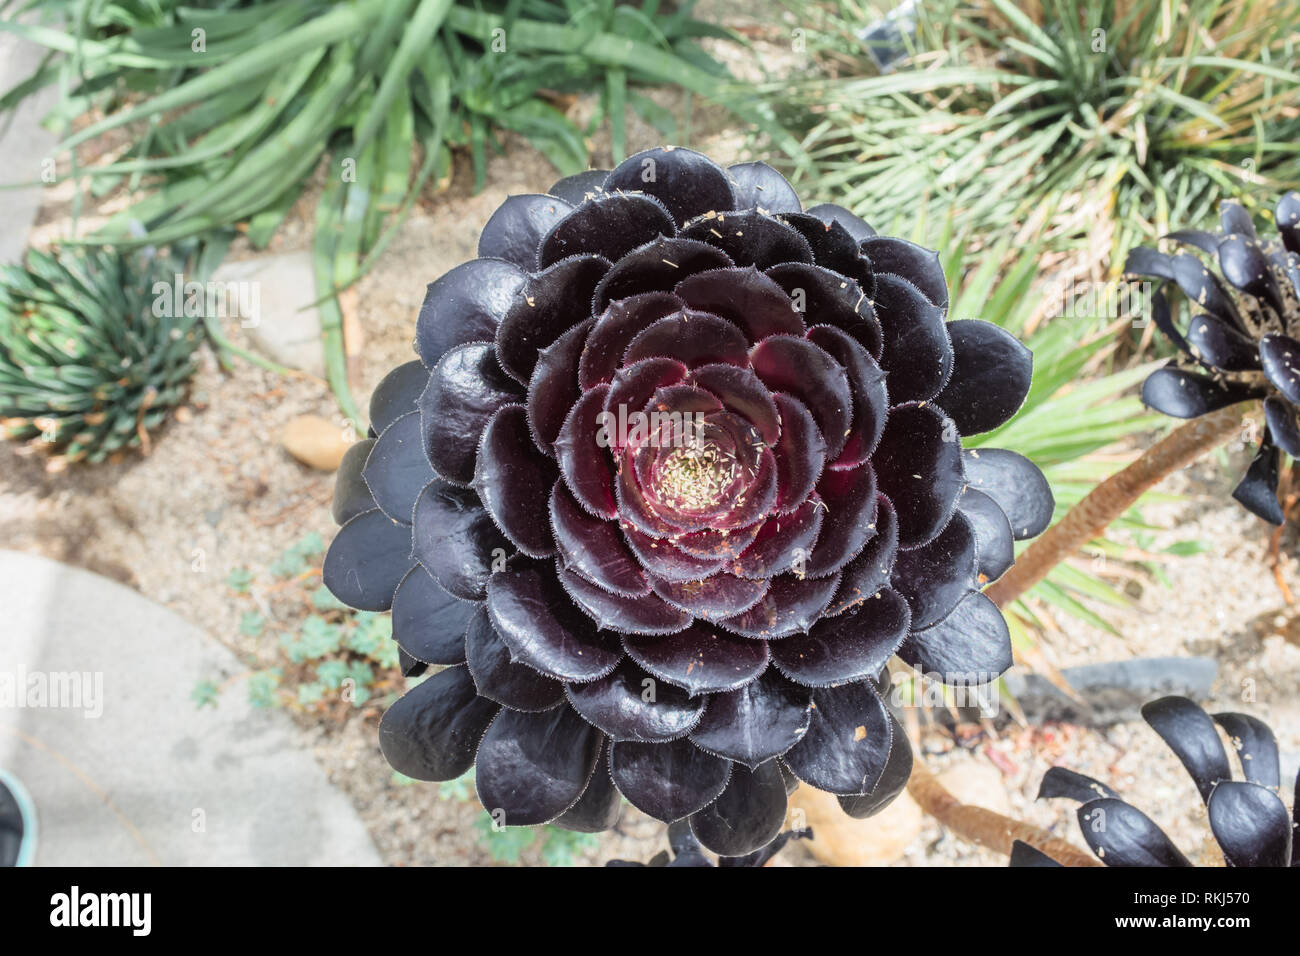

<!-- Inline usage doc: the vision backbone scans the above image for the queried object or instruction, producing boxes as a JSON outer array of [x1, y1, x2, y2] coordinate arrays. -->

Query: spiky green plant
[[773, 0, 1300, 271], [0, 246, 200, 466]]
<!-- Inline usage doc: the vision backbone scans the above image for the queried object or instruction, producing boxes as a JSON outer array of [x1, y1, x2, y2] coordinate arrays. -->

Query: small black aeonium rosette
[[323, 146, 1054, 857], [1015, 696, 1298, 867], [1126, 192, 1300, 524]]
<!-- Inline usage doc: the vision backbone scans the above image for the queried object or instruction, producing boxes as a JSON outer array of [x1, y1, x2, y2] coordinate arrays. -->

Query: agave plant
[[1015, 695, 1297, 867], [0, 246, 200, 467], [322, 145, 1053, 857], [1124, 193, 1300, 524]]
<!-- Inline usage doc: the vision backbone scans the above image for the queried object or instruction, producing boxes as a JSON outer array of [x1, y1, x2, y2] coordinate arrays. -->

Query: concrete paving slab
[[0, 550, 381, 866]]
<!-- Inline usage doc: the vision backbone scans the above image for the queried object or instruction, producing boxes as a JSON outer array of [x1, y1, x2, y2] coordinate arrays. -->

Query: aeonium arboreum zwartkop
[[322, 146, 1054, 859], [1125, 192, 1300, 525], [1015, 696, 1298, 868]]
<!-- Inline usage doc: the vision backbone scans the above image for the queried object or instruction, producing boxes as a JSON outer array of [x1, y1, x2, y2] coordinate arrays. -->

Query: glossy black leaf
[[369, 360, 429, 435], [410, 480, 511, 601], [322, 508, 413, 612], [1207, 782, 1293, 867], [898, 590, 1012, 684], [1213, 712, 1281, 789], [1260, 334, 1300, 404], [486, 561, 623, 682], [689, 760, 788, 857], [688, 670, 813, 768], [554, 741, 622, 833], [1076, 798, 1192, 867], [873, 402, 965, 548], [332, 438, 376, 525], [621, 624, 770, 696], [478, 193, 573, 270], [963, 447, 1055, 540], [414, 258, 526, 368], [836, 713, 912, 819], [727, 161, 801, 213], [464, 604, 565, 713], [1036, 766, 1119, 803], [957, 487, 1015, 584], [548, 169, 609, 206], [609, 737, 732, 823], [782, 681, 892, 795], [390, 565, 473, 666], [566, 660, 707, 742], [378, 665, 498, 781], [1232, 439, 1283, 525], [475, 704, 603, 826], [605, 147, 735, 224], [1141, 696, 1232, 803], [363, 411, 436, 524], [934, 319, 1032, 435], [473, 404, 560, 557], [890, 509, 977, 629], [423, 342, 521, 485], [772, 588, 910, 687], [871, 273, 952, 402]]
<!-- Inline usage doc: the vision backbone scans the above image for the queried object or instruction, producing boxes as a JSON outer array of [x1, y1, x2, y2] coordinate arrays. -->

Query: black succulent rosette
[[1125, 193, 1300, 524], [606, 820, 812, 867], [323, 146, 1053, 857], [1015, 696, 1298, 867]]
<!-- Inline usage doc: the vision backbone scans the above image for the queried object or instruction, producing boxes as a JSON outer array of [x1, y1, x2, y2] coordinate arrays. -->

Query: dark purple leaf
[[378, 665, 498, 780], [476, 704, 603, 826]]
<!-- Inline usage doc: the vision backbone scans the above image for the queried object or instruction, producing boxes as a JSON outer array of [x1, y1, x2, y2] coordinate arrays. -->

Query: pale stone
[[935, 760, 1012, 815], [282, 414, 351, 471], [213, 251, 326, 377], [788, 783, 923, 866]]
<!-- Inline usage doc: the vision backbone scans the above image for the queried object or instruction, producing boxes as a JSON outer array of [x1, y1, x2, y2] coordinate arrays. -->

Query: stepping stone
[[0, 550, 381, 865]]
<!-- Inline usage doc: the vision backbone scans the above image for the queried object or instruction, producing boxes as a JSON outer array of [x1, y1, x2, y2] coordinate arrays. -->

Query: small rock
[[788, 783, 922, 866], [935, 761, 1011, 815], [282, 415, 350, 471], [212, 252, 326, 377]]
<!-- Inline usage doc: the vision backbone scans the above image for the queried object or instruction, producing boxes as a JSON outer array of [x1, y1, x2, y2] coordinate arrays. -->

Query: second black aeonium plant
[[1015, 696, 1297, 868], [1126, 192, 1300, 524], [322, 146, 1054, 858]]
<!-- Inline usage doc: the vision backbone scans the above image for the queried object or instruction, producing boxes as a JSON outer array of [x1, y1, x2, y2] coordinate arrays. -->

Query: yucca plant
[[0, 0, 796, 423], [773, 0, 1300, 276], [0, 246, 202, 467]]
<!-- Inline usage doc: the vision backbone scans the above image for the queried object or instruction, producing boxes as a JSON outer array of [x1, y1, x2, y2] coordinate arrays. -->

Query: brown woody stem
[[906, 760, 1101, 866], [983, 403, 1248, 609], [905, 404, 1250, 863]]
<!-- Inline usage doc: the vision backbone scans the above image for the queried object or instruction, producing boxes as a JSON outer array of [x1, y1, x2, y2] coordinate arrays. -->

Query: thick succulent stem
[[906, 760, 1101, 867], [984, 403, 1248, 609]]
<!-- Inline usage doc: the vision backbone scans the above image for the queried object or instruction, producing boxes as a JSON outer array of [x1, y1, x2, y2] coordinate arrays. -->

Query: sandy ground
[[5, 30, 1299, 865]]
